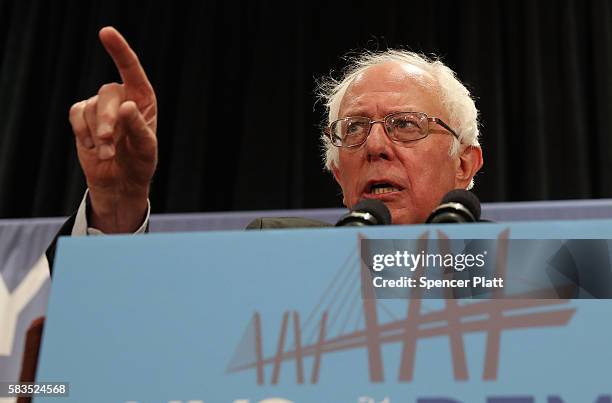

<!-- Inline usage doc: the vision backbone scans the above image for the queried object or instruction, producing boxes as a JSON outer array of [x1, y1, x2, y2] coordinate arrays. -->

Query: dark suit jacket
[[245, 217, 332, 230], [45, 214, 77, 275]]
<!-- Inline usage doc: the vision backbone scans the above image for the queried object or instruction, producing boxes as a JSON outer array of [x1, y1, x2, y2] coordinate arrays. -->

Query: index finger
[[98, 26, 154, 98]]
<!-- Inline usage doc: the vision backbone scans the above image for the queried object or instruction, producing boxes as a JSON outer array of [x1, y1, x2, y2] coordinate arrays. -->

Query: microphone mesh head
[[440, 190, 481, 220], [353, 199, 392, 225]]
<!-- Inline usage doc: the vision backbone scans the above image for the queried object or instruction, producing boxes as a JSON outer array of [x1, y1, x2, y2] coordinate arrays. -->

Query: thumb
[[119, 101, 157, 160], [118, 101, 155, 148]]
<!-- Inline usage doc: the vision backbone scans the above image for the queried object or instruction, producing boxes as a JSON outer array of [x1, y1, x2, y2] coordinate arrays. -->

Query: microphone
[[426, 189, 481, 224], [336, 199, 392, 227]]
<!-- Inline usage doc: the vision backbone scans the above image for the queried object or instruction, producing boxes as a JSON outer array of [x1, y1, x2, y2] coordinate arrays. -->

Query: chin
[[389, 209, 427, 226], [389, 210, 407, 225]]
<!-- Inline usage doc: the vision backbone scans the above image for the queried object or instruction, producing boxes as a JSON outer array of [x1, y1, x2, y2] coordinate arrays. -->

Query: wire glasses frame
[[326, 111, 459, 148]]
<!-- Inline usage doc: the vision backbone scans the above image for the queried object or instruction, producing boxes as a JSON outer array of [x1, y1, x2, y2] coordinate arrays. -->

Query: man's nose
[[365, 121, 393, 162]]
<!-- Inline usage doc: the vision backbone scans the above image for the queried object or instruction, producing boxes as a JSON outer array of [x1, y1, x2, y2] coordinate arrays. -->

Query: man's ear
[[331, 164, 348, 206], [455, 145, 484, 189]]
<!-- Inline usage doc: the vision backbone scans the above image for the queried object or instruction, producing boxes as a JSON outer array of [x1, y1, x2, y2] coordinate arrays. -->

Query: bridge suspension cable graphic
[[226, 230, 575, 384]]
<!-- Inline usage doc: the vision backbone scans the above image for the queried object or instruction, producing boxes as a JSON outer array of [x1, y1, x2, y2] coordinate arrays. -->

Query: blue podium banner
[[36, 220, 612, 403]]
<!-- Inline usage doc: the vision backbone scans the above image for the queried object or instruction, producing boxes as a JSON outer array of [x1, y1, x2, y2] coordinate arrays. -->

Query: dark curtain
[[0, 0, 611, 218]]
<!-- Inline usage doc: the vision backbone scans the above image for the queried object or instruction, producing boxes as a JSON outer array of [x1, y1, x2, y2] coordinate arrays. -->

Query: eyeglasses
[[326, 111, 459, 148]]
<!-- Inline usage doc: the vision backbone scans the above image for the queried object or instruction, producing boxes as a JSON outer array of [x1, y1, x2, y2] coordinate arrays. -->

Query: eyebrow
[[340, 106, 419, 118]]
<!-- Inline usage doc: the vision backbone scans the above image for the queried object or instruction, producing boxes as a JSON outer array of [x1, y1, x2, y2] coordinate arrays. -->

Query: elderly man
[[319, 51, 482, 224], [48, 26, 482, 253]]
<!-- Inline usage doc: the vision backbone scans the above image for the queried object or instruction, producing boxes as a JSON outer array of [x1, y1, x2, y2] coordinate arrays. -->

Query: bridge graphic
[[226, 229, 576, 384]]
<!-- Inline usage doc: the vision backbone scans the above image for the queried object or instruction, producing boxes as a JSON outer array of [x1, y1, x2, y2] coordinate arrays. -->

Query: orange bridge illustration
[[226, 229, 576, 384]]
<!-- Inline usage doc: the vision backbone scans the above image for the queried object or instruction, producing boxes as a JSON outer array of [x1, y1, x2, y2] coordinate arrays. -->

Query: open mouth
[[367, 182, 402, 195]]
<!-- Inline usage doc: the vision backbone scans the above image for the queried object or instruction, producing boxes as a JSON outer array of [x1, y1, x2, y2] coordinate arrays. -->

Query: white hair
[[317, 50, 481, 189]]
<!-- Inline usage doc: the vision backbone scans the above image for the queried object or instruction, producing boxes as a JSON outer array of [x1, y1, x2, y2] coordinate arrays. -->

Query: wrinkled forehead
[[339, 62, 443, 117]]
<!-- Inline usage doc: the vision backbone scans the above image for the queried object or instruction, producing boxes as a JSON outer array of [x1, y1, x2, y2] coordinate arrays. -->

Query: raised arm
[[68, 26, 157, 233]]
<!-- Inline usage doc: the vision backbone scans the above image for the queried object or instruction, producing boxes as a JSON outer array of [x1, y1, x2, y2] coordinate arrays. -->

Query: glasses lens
[[386, 113, 427, 141], [329, 122, 344, 146], [332, 117, 369, 147]]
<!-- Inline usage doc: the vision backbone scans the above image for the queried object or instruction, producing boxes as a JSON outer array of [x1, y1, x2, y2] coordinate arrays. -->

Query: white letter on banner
[[0, 255, 50, 356]]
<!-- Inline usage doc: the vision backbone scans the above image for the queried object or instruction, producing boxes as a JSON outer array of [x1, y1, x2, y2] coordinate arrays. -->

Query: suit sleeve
[[44, 212, 78, 275], [45, 190, 150, 275]]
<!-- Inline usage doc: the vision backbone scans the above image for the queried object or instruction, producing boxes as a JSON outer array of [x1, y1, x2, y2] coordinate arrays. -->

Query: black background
[[0, 0, 611, 218]]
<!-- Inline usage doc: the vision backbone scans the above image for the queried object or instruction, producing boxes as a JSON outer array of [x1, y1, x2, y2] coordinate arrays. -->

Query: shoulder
[[246, 217, 332, 230]]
